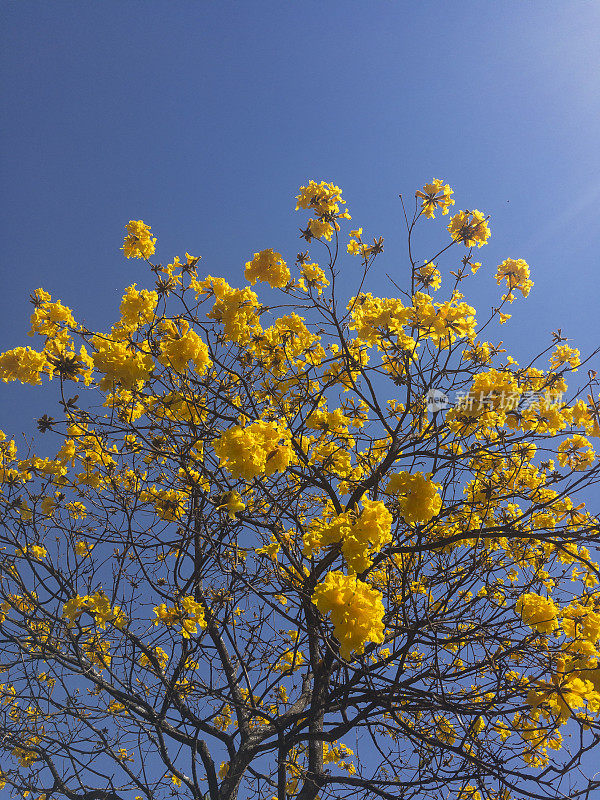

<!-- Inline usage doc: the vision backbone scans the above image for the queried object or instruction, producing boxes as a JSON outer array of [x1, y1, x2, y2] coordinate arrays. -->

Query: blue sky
[[2, 1, 599, 426], [2, 3, 600, 793]]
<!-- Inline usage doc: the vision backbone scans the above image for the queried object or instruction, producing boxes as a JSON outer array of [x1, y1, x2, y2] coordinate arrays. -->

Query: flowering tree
[[1, 180, 599, 800]]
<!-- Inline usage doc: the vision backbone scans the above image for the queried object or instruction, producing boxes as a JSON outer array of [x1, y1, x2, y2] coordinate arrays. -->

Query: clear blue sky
[[2, 3, 600, 791], [2, 0, 600, 429]]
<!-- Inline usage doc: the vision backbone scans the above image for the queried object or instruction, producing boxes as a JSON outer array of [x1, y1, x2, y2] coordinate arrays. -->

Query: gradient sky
[[2, 1, 600, 431], [2, 2, 600, 792]]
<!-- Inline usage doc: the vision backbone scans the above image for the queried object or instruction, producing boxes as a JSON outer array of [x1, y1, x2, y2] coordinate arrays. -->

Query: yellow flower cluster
[[62, 591, 127, 630], [557, 434, 596, 471], [312, 570, 385, 658], [434, 715, 457, 745], [16, 289, 96, 385], [346, 228, 382, 259], [306, 406, 353, 436], [495, 258, 533, 301], [216, 490, 246, 519], [415, 179, 455, 219], [348, 293, 412, 345], [213, 420, 295, 480], [91, 335, 154, 390], [244, 248, 291, 288], [550, 344, 581, 372], [304, 499, 393, 573], [82, 635, 112, 669], [74, 540, 94, 557], [295, 180, 351, 241], [16, 545, 47, 560], [347, 228, 365, 257], [516, 593, 559, 634], [297, 261, 329, 295], [12, 742, 41, 767], [18, 454, 67, 480], [571, 399, 600, 437], [252, 313, 326, 376], [117, 284, 158, 331], [472, 368, 520, 405], [122, 220, 156, 259], [29, 291, 76, 337], [295, 180, 349, 218], [322, 741, 356, 774], [411, 291, 477, 346], [347, 290, 478, 356], [195, 276, 262, 344], [528, 658, 600, 724], [345, 500, 393, 572], [139, 646, 169, 670], [157, 319, 211, 374], [153, 595, 206, 639], [273, 630, 306, 673], [562, 601, 600, 645], [308, 441, 357, 483], [446, 368, 522, 437], [140, 486, 188, 521], [386, 471, 442, 525], [448, 209, 490, 247], [518, 396, 572, 437], [0, 346, 48, 385], [414, 261, 442, 291]]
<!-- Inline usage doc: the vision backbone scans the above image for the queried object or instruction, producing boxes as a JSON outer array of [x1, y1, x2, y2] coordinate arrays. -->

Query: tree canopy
[[0, 180, 599, 800]]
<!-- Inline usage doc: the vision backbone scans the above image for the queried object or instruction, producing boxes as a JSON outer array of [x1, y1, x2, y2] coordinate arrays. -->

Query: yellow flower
[[303, 499, 392, 573], [122, 220, 156, 259], [341, 499, 393, 573], [386, 471, 442, 524], [40, 496, 57, 516], [74, 540, 94, 558], [29, 292, 76, 338], [217, 490, 246, 519], [323, 741, 356, 773], [557, 435, 596, 471], [139, 646, 169, 670], [62, 594, 90, 625], [117, 284, 158, 331], [296, 180, 351, 242], [140, 486, 188, 521], [495, 258, 533, 301], [245, 249, 290, 288], [197, 276, 263, 344], [448, 209, 490, 247], [0, 347, 49, 385], [415, 179, 455, 218], [62, 591, 126, 630], [219, 761, 229, 778], [91, 335, 154, 390], [312, 571, 385, 658], [414, 262, 441, 290], [213, 420, 295, 480], [298, 262, 329, 295], [550, 344, 580, 372], [157, 319, 211, 375], [295, 180, 349, 218], [307, 218, 335, 241], [516, 592, 559, 634], [16, 544, 47, 560], [435, 715, 457, 745], [153, 595, 206, 639]]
